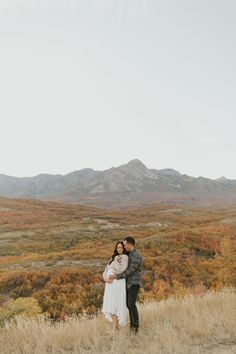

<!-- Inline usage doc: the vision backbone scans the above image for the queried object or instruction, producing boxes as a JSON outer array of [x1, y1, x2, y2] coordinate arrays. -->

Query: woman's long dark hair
[[109, 241, 127, 265]]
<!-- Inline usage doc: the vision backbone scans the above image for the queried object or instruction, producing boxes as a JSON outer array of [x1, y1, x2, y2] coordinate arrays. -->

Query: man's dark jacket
[[116, 248, 142, 289]]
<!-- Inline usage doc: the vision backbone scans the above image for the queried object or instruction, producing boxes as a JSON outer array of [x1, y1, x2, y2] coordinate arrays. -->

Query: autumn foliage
[[0, 197, 235, 322]]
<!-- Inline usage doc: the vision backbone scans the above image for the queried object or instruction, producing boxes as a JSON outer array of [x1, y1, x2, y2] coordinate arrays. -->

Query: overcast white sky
[[0, 0, 235, 179]]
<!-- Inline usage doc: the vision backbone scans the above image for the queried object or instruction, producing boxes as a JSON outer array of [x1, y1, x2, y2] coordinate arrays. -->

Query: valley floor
[[0, 287, 235, 354]]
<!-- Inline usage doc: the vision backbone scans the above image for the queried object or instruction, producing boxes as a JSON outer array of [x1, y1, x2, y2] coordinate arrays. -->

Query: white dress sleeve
[[103, 263, 110, 281]]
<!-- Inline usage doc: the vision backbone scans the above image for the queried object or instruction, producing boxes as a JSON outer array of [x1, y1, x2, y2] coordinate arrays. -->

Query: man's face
[[123, 240, 132, 252]]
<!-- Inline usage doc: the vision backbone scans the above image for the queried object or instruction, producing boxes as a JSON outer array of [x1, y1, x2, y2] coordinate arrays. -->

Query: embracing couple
[[102, 236, 142, 333]]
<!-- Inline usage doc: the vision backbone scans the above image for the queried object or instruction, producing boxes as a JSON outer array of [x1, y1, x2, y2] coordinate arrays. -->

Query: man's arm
[[116, 253, 142, 280]]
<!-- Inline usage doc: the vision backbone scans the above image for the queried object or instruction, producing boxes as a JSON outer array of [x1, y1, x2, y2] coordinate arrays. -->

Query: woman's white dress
[[102, 254, 129, 326]]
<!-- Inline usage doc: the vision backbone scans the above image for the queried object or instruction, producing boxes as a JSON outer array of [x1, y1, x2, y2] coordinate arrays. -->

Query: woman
[[102, 241, 129, 330]]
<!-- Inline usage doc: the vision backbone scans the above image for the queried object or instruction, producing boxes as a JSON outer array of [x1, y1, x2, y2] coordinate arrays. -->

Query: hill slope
[[0, 196, 235, 320], [1, 159, 236, 208]]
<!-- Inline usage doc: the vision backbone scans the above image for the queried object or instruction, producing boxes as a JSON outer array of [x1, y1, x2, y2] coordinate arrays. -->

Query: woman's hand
[[106, 277, 113, 283], [109, 273, 117, 280]]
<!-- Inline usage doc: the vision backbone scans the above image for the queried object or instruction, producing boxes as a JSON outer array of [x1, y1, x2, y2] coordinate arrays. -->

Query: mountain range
[[0, 159, 236, 208]]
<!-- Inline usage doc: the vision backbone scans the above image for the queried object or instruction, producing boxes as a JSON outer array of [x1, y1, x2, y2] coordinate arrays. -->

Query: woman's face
[[116, 243, 124, 255]]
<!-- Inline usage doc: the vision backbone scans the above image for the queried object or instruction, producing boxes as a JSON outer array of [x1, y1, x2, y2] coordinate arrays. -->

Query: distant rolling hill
[[0, 159, 236, 208]]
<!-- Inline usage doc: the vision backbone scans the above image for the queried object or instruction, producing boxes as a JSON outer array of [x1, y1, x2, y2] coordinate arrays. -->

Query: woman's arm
[[114, 254, 129, 274], [119, 254, 129, 273], [102, 264, 109, 281]]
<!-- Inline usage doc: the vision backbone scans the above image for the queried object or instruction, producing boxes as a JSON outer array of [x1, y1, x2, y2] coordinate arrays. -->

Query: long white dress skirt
[[102, 268, 127, 326]]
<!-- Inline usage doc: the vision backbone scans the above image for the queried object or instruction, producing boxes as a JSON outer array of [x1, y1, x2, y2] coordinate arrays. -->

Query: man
[[108, 236, 142, 333]]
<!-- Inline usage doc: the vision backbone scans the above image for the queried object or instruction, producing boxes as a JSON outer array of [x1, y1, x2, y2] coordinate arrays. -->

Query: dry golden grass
[[0, 287, 235, 354]]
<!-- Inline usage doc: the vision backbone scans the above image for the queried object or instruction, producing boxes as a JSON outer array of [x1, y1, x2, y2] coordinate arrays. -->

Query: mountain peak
[[217, 176, 227, 181], [127, 159, 147, 168], [115, 159, 158, 180]]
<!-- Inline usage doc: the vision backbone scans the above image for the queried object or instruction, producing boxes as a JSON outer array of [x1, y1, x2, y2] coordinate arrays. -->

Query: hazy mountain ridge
[[0, 159, 236, 208]]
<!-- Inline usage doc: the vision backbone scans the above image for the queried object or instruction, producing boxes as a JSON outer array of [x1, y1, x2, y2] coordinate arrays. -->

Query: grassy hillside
[[0, 197, 235, 318], [0, 287, 235, 354]]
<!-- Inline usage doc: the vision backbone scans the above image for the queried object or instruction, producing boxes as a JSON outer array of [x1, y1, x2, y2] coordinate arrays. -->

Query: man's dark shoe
[[130, 326, 139, 334]]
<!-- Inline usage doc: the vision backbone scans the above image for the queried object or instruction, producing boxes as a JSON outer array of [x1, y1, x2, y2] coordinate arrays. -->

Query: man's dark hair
[[124, 236, 135, 246]]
